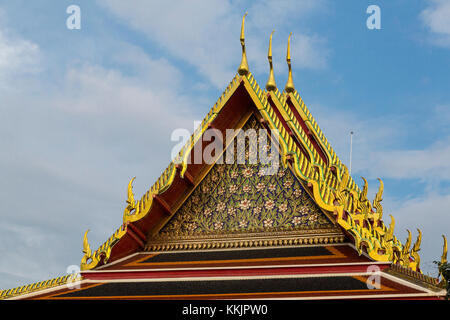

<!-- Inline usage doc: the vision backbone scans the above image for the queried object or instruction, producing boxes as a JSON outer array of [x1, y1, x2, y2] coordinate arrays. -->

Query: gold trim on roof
[[0, 273, 82, 300], [146, 229, 345, 252]]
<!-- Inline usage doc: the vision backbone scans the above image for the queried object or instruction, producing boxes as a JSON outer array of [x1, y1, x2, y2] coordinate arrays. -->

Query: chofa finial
[[238, 12, 249, 76], [442, 235, 448, 265], [265, 30, 276, 91], [285, 32, 295, 93]]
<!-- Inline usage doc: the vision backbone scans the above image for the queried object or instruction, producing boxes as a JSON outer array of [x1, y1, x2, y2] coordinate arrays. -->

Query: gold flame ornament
[[285, 32, 295, 93], [82, 229, 91, 258], [238, 13, 249, 76], [265, 30, 276, 91], [372, 178, 384, 219], [442, 235, 448, 265], [410, 228, 422, 271]]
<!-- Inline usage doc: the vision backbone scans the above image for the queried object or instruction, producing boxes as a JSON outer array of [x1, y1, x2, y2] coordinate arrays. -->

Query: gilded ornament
[[372, 178, 384, 219], [442, 235, 448, 265], [400, 229, 412, 267], [238, 13, 249, 76], [410, 228, 422, 271], [285, 32, 295, 93], [266, 30, 277, 91]]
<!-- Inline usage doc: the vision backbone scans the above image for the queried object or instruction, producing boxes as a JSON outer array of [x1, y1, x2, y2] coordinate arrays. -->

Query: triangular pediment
[[147, 114, 342, 250]]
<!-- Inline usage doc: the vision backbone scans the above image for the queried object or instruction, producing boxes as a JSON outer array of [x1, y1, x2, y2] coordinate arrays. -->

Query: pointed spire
[[237, 12, 249, 76], [265, 30, 276, 91], [285, 32, 295, 93]]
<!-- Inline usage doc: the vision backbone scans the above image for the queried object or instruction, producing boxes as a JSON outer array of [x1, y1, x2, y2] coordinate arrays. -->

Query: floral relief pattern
[[159, 116, 334, 238]]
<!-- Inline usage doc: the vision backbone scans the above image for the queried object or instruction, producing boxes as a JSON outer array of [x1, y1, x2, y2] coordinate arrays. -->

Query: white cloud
[[310, 102, 450, 275], [97, 0, 330, 87], [366, 138, 450, 181], [420, 0, 450, 47], [0, 29, 40, 85], [309, 102, 450, 182], [384, 192, 450, 276]]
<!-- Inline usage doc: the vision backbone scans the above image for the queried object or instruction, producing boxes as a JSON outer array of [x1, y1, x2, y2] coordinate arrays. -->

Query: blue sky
[[0, 0, 449, 289]]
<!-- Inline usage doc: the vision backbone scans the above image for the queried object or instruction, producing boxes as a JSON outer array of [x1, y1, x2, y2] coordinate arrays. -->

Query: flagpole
[[349, 131, 354, 175]]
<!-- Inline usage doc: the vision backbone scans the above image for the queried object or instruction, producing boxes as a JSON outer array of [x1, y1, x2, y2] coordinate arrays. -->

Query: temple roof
[[1, 13, 447, 300]]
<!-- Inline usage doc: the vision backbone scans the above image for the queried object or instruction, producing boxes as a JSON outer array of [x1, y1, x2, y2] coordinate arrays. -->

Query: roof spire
[[238, 12, 249, 76], [265, 30, 276, 91], [285, 32, 295, 93]]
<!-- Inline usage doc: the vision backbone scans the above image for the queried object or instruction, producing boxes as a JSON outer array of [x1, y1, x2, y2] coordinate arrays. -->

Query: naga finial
[[334, 165, 349, 206], [386, 214, 395, 241], [442, 235, 448, 265], [285, 32, 295, 93], [237, 12, 249, 76], [265, 30, 276, 91], [400, 229, 412, 266], [373, 178, 384, 219], [360, 177, 368, 200], [124, 177, 138, 221], [410, 228, 422, 271], [357, 177, 371, 218], [127, 177, 136, 206], [82, 229, 91, 257], [81, 229, 92, 269]]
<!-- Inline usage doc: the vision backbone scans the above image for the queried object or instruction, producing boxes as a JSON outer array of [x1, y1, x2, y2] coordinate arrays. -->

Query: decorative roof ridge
[[0, 273, 82, 300], [261, 84, 416, 268], [386, 263, 443, 291], [78, 14, 443, 279], [284, 89, 361, 193]]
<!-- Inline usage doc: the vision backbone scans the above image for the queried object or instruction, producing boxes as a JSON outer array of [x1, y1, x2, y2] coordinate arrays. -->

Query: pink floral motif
[[258, 168, 267, 177], [277, 170, 286, 178], [228, 207, 236, 216], [231, 171, 239, 179], [229, 184, 238, 193], [298, 206, 309, 215], [264, 200, 275, 210], [308, 214, 318, 222], [242, 168, 253, 178], [239, 220, 248, 228], [191, 195, 200, 204], [283, 180, 293, 188], [217, 187, 225, 195], [186, 222, 198, 231], [216, 202, 226, 212], [214, 222, 223, 230], [203, 208, 212, 217], [256, 182, 265, 192], [293, 188, 302, 197], [242, 184, 251, 193], [253, 206, 262, 215], [291, 216, 302, 226], [201, 184, 210, 193], [268, 184, 276, 192], [263, 219, 273, 228], [278, 203, 288, 212], [239, 199, 252, 210]]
